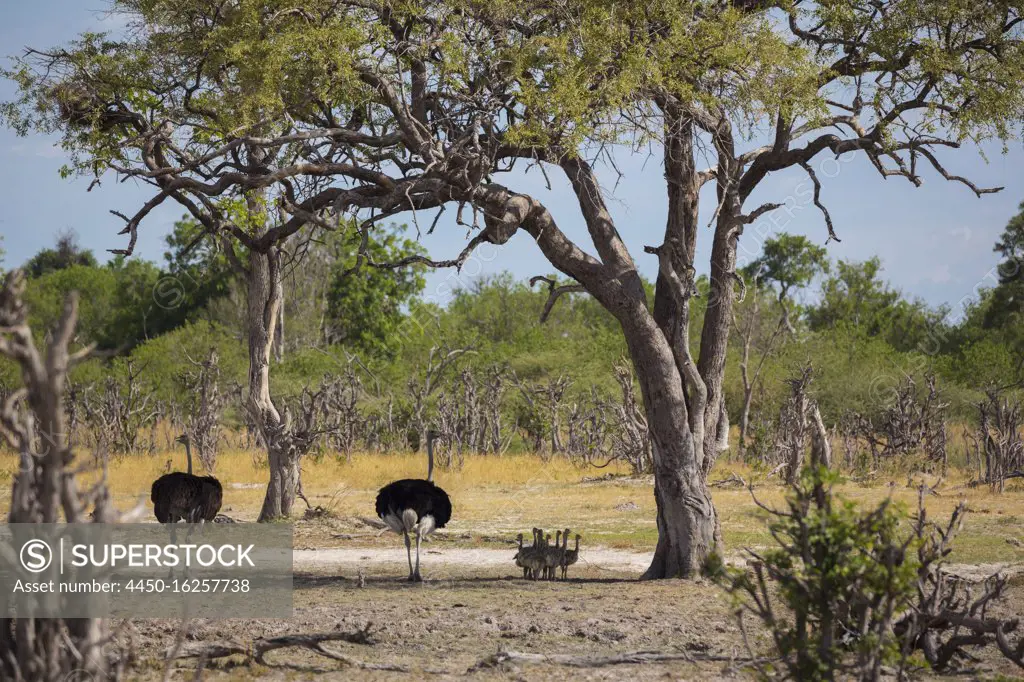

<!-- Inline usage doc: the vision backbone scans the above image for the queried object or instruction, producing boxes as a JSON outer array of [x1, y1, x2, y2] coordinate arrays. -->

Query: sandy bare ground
[[294, 546, 653, 575], [295, 545, 1024, 584], [125, 527, 1024, 680], [139, 551, 1024, 682]]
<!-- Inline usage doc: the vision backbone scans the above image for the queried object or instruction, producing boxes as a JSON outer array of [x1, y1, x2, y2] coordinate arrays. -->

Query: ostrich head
[[425, 428, 442, 483], [175, 433, 193, 474]]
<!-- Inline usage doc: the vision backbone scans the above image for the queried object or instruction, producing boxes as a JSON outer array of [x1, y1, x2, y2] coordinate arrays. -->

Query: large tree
[[4, 0, 1022, 574]]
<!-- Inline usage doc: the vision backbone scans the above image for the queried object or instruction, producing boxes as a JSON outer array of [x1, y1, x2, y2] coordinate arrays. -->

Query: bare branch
[[798, 161, 840, 244], [529, 275, 586, 323]]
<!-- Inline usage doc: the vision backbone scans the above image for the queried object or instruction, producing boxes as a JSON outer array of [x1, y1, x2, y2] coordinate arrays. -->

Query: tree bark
[[245, 246, 298, 521], [642, 109, 720, 578], [697, 191, 743, 475], [738, 386, 754, 457], [810, 404, 832, 469], [623, 314, 719, 579], [273, 281, 285, 362], [736, 287, 758, 458]]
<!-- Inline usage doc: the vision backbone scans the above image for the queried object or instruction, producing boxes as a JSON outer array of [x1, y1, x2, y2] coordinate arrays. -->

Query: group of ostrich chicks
[[514, 528, 581, 580]]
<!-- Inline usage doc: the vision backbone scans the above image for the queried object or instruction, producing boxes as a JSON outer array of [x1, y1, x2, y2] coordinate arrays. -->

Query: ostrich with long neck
[[563, 534, 581, 579], [375, 429, 452, 581], [150, 433, 223, 524]]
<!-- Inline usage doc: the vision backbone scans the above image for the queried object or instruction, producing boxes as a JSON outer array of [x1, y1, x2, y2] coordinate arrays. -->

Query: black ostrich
[[375, 429, 452, 581], [151, 433, 223, 526]]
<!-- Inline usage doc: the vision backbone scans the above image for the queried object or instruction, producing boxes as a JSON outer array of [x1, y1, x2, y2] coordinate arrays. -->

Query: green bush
[[710, 466, 924, 681]]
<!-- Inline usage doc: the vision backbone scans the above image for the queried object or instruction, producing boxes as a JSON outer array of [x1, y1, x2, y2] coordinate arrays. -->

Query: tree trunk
[[245, 246, 298, 521], [496, 113, 724, 578], [622, 316, 719, 579], [738, 386, 754, 457], [736, 287, 758, 458], [697, 199, 742, 476], [639, 108, 720, 578], [715, 396, 730, 453], [810, 404, 832, 469], [273, 281, 285, 362]]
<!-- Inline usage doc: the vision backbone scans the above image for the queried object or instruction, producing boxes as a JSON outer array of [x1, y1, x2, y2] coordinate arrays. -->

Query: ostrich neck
[[574, 537, 580, 551], [185, 441, 193, 475], [426, 434, 434, 483]]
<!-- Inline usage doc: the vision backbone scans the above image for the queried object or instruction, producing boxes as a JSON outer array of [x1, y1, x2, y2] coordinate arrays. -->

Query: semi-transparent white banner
[[0, 524, 292, 618]]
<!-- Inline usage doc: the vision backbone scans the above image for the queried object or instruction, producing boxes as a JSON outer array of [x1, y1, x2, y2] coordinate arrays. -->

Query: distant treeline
[[1, 202, 1022, 461]]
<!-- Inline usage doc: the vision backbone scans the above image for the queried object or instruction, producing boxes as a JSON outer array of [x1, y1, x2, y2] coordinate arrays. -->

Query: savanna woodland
[[1, 0, 1024, 680]]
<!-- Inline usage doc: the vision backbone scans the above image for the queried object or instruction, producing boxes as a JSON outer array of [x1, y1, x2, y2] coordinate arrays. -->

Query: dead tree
[[809, 402, 832, 470], [777, 366, 831, 482], [278, 377, 351, 506], [0, 270, 114, 680], [320, 368, 362, 460], [732, 271, 787, 459], [510, 371, 572, 456], [976, 390, 1024, 492], [480, 367, 506, 454], [407, 345, 473, 451], [460, 369, 483, 452], [566, 388, 610, 464], [159, 400, 185, 451], [779, 371, 811, 483], [83, 358, 159, 456], [363, 393, 400, 453], [895, 494, 1024, 672], [541, 375, 571, 454], [605, 364, 652, 475], [434, 390, 464, 469], [64, 382, 82, 450], [838, 414, 861, 470], [180, 347, 226, 473], [507, 370, 543, 454], [851, 375, 949, 472]]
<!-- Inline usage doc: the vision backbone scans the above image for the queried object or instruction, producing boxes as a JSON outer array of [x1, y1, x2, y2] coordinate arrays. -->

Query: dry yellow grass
[[0, 448, 632, 523], [0, 447, 1021, 565]]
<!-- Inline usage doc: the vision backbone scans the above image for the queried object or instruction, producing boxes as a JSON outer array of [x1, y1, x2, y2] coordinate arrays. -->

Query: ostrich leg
[[413, 532, 423, 582], [403, 531, 414, 581], [167, 524, 178, 581]]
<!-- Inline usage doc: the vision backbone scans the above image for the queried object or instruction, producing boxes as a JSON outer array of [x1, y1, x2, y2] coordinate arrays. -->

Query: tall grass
[[0, 448, 634, 519]]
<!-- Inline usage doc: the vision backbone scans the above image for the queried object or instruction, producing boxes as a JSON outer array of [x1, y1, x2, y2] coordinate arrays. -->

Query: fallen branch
[[470, 649, 766, 671], [164, 625, 404, 671], [711, 473, 748, 488]]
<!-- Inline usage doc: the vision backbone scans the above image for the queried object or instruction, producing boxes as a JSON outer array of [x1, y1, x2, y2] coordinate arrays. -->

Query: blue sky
[[1, 1, 1022, 321]]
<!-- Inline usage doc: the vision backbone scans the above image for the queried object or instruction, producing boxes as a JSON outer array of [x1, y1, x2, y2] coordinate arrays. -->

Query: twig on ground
[[164, 625, 401, 671], [711, 473, 748, 488], [469, 649, 769, 671]]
